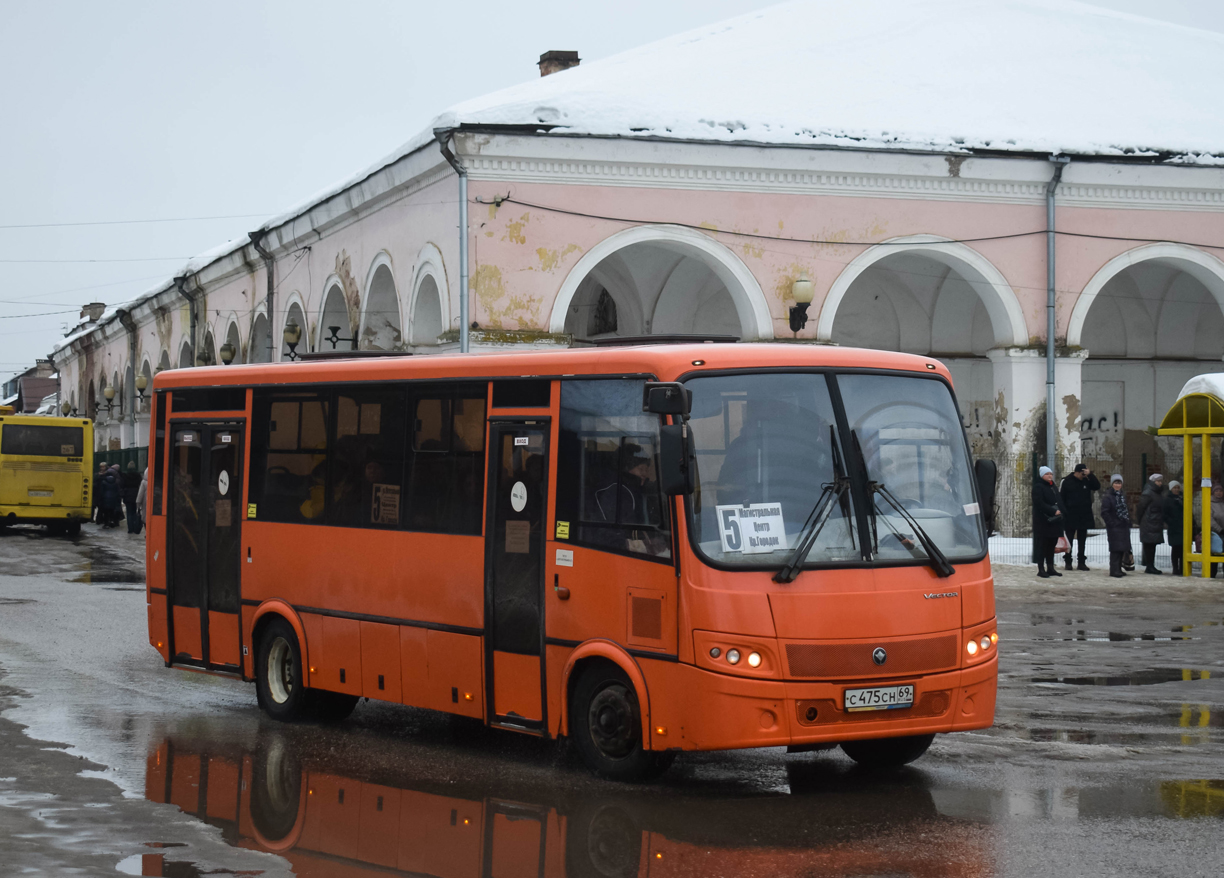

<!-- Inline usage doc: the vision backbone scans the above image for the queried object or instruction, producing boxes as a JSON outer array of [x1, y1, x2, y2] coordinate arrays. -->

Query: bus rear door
[[484, 420, 549, 732], [167, 423, 244, 671]]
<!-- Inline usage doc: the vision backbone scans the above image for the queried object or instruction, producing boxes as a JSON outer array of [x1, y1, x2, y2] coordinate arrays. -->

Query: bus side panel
[[148, 595, 169, 661], [359, 621, 402, 702], [545, 644, 571, 737], [171, 606, 203, 661], [242, 523, 484, 631], [318, 616, 363, 696], [399, 626, 428, 707], [957, 561, 995, 627], [425, 630, 483, 719]]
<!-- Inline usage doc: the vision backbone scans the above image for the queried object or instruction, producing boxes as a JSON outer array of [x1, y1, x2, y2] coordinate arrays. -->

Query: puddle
[[1031, 668, 1213, 686], [117, 852, 262, 876], [0, 597, 36, 605], [72, 547, 145, 585], [1034, 631, 1196, 642]]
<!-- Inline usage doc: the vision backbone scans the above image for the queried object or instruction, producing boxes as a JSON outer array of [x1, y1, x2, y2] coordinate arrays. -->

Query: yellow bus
[[0, 406, 93, 536]]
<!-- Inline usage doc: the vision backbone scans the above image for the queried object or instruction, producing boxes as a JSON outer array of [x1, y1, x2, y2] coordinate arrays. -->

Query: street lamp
[[789, 271, 815, 334], [102, 383, 116, 413], [219, 342, 236, 365], [135, 373, 148, 400], [283, 321, 303, 361], [322, 324, 355, 350], [60, 400, 72, 417]]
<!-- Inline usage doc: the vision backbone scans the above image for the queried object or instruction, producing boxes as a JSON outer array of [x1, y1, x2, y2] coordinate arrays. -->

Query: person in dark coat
[[1059, 463, 1100, 570], [1164, 480, 1184, 576], [1031, 466, 1067, 578], [99, 464, 122, 528], [1100, 474, 1132, 578], [92, 461, 108, 523], [1136, 473, 1166, 574], [121, 461, 142, 534]]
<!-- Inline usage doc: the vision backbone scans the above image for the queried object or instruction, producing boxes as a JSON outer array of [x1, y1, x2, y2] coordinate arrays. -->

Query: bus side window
[[250, 392, 329, 524], [329, 388, 407, 529], [557, 380, 672, 561], [152, 391, 168, 516], [405, 392, 486, 535]]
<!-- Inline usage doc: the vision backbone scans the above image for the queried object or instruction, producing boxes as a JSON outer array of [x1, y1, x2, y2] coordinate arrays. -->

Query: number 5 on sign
[[717, 506, 743, 552], [716, 503, 788, 555]]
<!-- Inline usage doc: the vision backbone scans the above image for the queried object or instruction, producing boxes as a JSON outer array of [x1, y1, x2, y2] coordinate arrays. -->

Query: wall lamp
[[135, 373, 149, 400], [323, 324, 355, 350], [283, 321, 303, 361], [789, 271, 814, 334], [61, 400, 74, 417], [219, 342, 236, 365], [102, 383, 117, 413]]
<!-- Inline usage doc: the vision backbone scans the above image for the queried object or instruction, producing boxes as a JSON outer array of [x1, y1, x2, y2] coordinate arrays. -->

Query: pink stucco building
[[50, 0, 1224, 522]]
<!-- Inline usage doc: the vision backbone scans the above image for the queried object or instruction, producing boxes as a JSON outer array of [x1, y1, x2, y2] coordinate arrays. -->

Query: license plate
[[844, 684, 914, 712], [27, 489, 53, 498]]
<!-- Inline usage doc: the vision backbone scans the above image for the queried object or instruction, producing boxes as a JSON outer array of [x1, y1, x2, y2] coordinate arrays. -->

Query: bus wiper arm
[[872, 484, 956, 578], [773, 478, 851, 584]]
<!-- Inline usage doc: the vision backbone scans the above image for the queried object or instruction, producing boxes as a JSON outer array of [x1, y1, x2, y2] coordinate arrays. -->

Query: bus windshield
[[686, 371, 984, 570]]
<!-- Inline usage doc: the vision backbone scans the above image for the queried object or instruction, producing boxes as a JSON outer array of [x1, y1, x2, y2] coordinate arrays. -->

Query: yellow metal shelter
[[1157, 374, 1224, 577]]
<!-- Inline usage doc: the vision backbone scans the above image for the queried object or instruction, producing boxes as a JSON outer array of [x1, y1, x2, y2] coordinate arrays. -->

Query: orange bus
[[145, 343, 997, 779]]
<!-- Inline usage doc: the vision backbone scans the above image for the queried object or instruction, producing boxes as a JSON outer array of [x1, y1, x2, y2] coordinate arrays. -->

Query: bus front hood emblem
[[872, 647, 887, 665]]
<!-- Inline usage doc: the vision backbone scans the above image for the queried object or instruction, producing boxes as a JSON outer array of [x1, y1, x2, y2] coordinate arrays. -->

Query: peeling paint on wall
[[335, 250, 361, 336], [502, 213, 530, 245], [535, 244, 582, 273], [474, 264, 543, 330], [774, 263, 816, 303], [1062, 392, 1081, 437]]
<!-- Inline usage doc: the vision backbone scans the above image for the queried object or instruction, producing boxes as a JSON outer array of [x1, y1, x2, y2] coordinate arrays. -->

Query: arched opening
[[411, 274, 444, 345], [124, 363, 134, 417], [282, 302, 308, 360], [223, 321, 241, 365], [1072, 247, 1224, 465], [86, 380, 96, 422], [139, 360, 153, 413], [158, 350, 171, 373], [319, 284, 353, 351], [201, 331, 217, 367], [362, 262, 402, 351], [111, 370, 122, 419], [250, 313, 270, 363], [552, 226, 771, 341], [178, 340, 194, 369]]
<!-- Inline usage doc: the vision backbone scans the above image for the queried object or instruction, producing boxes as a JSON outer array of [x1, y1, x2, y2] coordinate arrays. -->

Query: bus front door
[[167, 423, 244, 671], [484, 422, 549, 732]]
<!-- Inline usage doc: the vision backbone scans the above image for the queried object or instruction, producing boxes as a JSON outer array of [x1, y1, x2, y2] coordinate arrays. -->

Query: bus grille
[[3, 461, 79, 473], [784, 634, 958, 679]]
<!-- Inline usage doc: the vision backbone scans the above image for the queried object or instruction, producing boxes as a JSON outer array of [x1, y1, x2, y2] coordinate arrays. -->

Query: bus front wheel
[[256, 618, 312, 721], [840, 733, 935, 768], [570, 661, 673, 782]]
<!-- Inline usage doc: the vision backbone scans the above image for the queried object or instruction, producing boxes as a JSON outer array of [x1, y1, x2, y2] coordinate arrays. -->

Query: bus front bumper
[[649, 656, 997, 752]]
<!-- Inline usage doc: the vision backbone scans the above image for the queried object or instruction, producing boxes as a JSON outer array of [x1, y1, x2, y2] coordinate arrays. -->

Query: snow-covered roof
[[1176, 374, 1224, 403], [437, 0, 1224, 162]]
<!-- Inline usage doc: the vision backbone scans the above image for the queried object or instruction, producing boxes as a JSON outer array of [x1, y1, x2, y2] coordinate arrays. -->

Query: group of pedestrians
[[91, 461, 147, 534], [1033, 464, 1191, 579]]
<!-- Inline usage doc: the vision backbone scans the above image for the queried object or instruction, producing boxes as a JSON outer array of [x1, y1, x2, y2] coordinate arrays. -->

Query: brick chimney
[[81, 302, 105, 322], [538, 50, 580, 77]]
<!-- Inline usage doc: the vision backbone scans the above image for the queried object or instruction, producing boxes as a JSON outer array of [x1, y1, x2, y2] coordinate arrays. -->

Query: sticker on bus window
[[963, 502, 980, 515], [247, 503, 257, 519], [715, 503, 788, 554], [514, 436, 529, 446], [555, 520, 570, 539], [510, 481, 528, 512], [60, 444, 75, 455], [505, 519, 531, 554], [221, 434, 232, 443], [216, 499, 232, 528], [218, 471, 230, 496], [371, 484, 400, 526], [556, 548, 574, 567]]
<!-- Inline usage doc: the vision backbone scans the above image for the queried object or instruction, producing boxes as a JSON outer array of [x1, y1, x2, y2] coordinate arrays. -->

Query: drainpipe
[[1045, 156, 1070, 466], [248, 231, 276, 362], [117, 309, 138, 442], [434, 130, 470, 353], [173, 275, 197, 366]]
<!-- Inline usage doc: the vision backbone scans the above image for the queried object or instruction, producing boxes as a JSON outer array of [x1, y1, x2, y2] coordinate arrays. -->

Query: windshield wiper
[[850, 430, 955, 579], [774, 426, 852, 584]]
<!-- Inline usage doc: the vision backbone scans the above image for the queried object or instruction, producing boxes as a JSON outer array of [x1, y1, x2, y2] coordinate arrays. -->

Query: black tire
[[255, 618, 312, 721], [570, 660, 673, 782], [250, 733, 302, 842], [313, 691, 359, 722], [840, 733, 935, 768], [66, 521, 80, 538]]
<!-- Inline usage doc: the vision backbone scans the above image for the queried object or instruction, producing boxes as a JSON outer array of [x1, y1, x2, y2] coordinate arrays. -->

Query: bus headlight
[[747, 651, 761, 668], [966, 640, 978, 656], [726, 649, 741, 665], [979, 636, 991, 651]]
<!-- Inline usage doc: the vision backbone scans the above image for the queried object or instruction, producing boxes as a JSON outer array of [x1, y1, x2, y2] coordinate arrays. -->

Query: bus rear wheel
[[256, 618, 312, 721], [840, 733, 935, 768], [570, 661, 673, 782]]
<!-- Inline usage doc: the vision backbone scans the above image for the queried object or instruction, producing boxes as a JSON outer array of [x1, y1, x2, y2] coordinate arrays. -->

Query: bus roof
[[150, 343, 952, 391]]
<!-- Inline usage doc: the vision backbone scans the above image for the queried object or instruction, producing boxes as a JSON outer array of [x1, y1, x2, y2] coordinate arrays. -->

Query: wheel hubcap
[[587, 683, 637, 759], [267, 637, 293, 704]]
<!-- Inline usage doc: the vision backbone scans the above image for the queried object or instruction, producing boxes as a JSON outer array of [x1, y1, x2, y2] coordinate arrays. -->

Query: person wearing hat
[[1136, 473, 1167, 574], [1031, 466, 1067, 578], [1164, 480, 1184, 575], [1059, 463, 1100, 570], [1100, 474, 1132, 578]]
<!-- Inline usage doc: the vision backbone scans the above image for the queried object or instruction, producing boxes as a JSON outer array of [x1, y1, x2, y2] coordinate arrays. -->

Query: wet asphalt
[[0, 524, 1221, 877]]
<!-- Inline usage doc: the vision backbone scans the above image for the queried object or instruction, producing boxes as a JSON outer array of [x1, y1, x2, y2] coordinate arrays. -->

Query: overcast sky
[[2, 0, 1221, 384]]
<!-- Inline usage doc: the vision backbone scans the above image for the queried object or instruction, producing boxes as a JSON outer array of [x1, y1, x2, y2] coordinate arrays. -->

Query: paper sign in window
[[715, 503, 788, 554], [371, 483, 400, 525], [505, 519, 531, 554], [215, 498, 232, 527]]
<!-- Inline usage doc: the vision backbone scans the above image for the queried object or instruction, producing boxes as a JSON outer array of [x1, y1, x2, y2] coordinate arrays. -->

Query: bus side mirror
[[643, 382, 692, 416], [659, 423, 695, 496], [974, 458, 998, 535]]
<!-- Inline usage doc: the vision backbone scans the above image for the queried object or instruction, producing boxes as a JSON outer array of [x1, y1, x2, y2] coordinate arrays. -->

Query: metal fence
[[93, 446, 148, 475]]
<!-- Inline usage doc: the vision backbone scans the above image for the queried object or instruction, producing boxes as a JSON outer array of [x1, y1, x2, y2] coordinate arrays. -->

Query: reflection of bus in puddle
[[143, 731, 992, 878]]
